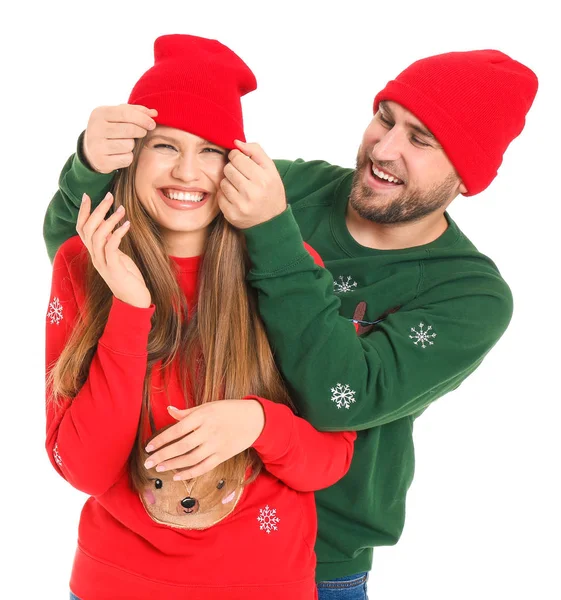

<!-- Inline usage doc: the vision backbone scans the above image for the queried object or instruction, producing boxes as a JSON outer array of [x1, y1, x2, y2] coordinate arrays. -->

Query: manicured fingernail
[[81, 193, 87, 204], [123, 221, 130, 228], [173, 474, 182, 481], [145, 444, 154, 452], [116, 205, 124, 213], [156, 465, 166, 472], [144, 460, 154, 469], [168, 406, 179, 412]]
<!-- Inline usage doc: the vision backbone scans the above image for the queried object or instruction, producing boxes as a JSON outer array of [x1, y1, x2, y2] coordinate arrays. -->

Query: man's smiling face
[[350, 101, 466, 225]]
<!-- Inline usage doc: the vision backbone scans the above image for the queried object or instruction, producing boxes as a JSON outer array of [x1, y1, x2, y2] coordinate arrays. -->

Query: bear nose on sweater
[[181, 497, 197, 510]]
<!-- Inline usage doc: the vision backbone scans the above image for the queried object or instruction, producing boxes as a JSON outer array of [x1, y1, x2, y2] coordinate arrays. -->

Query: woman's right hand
[[83, 104, 158, 174], [77, 192, 152, 309]]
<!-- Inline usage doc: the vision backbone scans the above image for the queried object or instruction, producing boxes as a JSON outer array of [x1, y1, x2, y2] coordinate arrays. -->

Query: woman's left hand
[[143, 400, 266, 480], [217, 141, 287, 229]]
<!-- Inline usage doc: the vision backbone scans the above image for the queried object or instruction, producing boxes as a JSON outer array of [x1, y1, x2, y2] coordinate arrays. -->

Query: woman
[[46, 34, 355, 600]]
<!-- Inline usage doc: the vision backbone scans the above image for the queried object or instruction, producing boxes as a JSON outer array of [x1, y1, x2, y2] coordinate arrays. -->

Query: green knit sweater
[[43, 142, 513, 581]]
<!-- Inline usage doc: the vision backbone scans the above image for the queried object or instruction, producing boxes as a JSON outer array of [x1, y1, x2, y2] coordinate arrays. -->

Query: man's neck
[[345, 203, 449, 250]]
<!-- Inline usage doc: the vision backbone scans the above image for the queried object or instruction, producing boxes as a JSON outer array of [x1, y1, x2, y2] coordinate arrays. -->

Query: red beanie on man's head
[[373, 50, 538, 196], [129, 34, 257, 149]]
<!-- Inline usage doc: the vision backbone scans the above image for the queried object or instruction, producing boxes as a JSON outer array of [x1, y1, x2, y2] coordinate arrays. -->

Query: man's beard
[[349, 152, 458, 225]]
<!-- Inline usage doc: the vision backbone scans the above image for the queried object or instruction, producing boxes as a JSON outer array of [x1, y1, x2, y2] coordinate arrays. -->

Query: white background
[[2, 1, 559, 598]]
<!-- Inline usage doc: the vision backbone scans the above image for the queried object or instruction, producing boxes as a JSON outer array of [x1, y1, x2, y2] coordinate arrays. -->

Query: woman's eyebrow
[[147, 134, 180, 144]]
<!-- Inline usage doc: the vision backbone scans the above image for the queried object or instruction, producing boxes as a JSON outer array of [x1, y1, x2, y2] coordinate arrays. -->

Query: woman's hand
[[144, 399, 266, 480], [77, 192, 152, 309], [217, 140, 287, 229]]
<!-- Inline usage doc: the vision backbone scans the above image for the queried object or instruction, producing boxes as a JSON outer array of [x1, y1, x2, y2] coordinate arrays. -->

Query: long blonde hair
[[48, 138, 294, 492]]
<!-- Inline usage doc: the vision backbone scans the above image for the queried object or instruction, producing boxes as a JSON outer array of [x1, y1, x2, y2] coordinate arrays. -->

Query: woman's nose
[[172, 153, 199, 181]]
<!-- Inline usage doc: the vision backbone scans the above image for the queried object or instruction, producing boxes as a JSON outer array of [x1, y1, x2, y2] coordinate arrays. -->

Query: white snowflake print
[[47, 297, 64, 325], [409, 322, 437, 349], [330, 383, 357, 409], [53, 443, 63, 467], [257, 505, 280, 534], [333, 275, 358, 294]]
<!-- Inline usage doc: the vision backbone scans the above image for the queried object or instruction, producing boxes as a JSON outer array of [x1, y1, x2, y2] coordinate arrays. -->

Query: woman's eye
[[155, 479, 163, 489], [202, 147, 225, 155], [153, 143, 177, 151], [217, 479, 225, 490]]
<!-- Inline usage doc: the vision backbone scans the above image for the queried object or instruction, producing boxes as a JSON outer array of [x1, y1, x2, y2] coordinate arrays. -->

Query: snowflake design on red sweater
[[53, 443, 63, 467], [47, 297, 64, 325], [257, 505, 280, 534]]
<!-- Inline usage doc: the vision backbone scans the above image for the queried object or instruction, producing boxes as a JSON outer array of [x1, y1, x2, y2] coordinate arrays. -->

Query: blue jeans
[[317, 572, 369, 599], [69, 594, 80, 600]]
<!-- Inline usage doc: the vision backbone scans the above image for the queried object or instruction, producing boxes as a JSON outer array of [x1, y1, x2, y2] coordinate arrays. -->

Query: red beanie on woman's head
[[129, 34, 257, 149]]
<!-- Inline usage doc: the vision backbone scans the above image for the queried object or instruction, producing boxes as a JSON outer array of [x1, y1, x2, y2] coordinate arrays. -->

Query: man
[[43, 49, 537, 599]]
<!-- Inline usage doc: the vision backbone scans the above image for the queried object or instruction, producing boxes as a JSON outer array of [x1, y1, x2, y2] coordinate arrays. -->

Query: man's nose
[[371, 128, 403, 163]]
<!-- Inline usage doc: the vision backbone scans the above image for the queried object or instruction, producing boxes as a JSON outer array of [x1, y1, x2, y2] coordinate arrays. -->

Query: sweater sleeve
[[43, 132, 115, 263], [45, 239, 154, 496], [242, 207, 513, 431], [249, 397, 356, 492]]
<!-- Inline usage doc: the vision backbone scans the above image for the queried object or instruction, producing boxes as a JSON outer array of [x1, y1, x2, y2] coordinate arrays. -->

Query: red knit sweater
[[45, 235, 355, 600]]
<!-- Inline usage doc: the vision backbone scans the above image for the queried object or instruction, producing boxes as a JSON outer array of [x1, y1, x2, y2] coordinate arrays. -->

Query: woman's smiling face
[[135, 126, 228, 255]]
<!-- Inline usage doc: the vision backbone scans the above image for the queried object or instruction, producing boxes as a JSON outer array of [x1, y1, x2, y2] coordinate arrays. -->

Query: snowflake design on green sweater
[[333, 275, 358, 294], [409, 322, 437, 348], [330, 383, 357, 409]]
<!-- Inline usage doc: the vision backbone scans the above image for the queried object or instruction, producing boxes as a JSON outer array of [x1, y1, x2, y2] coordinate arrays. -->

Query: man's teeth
[[372, 167, 402, 184], [164, 190, 205, 202]]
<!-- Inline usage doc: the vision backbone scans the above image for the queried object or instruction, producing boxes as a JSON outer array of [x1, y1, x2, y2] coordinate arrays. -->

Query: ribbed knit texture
[[129, 35, 257, 149], [374, 49, 538, 195]]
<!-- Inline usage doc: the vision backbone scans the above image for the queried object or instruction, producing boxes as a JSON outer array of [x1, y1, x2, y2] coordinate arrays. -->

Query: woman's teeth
[[164, 190, 205, 202], [372, 167, 403, 184]]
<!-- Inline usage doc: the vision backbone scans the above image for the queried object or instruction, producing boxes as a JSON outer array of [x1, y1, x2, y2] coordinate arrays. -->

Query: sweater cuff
[[248, 396, 294, 463], [242, 206, 310, 275], [67, 131, 115, 203], [99, 296, 155, 355]]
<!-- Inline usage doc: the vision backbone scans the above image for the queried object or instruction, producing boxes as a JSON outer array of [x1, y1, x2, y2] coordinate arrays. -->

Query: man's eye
[[411, 137, 430, 147], [154, 143, 177, 151], [379, 115, 393, 128]]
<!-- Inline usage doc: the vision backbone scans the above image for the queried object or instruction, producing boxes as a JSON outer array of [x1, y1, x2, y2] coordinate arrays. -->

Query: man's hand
[[83, 104, 158, 174], [218, 140, 287, 229], [143, 399, 266, 480]]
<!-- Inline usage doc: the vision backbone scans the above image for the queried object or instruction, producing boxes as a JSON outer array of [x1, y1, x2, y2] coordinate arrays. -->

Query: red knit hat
[[373, 50, 538, 196], [129, 34, 257, 149]]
